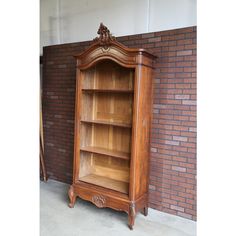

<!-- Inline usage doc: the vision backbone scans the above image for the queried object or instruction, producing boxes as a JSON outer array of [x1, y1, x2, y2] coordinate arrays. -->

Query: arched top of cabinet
[[74, 23, 157, 70]]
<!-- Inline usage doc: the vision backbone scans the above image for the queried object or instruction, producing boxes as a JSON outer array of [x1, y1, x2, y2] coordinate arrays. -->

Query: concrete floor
[[40, 179, 196, 236]]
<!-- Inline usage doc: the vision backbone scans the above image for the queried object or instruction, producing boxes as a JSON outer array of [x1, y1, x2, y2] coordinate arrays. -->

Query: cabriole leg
[[128, 214, 135, 230], [142, 206, 148, 216], [128, 202, 136, 230], [68, 185, 76, 208]]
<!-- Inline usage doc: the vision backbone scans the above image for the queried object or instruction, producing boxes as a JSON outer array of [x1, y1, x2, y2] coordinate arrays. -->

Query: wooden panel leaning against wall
[[68, 23, 157, 230]]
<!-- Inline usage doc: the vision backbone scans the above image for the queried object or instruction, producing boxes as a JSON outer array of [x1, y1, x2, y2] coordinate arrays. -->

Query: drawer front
[[74, 184, 130, 213]]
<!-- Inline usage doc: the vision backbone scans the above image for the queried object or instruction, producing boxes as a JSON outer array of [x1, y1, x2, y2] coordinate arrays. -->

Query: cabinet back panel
[[93, 154, 129, 182], [81, 93, 94, 120], [81, 93, 133, 124], [80, 123, 131, 154], [80, 123, 93, 147], [79, 153, 129, 183], [96, 93, 133, 123], [83, 67, 96, 89], [82, 60, 134, 90], [79, 152, 94, 178]]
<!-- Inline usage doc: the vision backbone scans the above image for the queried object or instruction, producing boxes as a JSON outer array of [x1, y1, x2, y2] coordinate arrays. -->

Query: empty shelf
[[82, 89, 134, 93], [80, 119, 132, 128], [79, 174, 129, 194], [80, 146, 130, 160]]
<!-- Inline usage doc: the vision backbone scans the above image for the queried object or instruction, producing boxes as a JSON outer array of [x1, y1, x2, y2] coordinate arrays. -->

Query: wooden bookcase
[[68, 23, 156, 229]]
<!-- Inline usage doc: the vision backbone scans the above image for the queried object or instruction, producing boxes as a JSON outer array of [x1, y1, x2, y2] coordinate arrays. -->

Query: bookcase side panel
[[132, 65, 153, 199], [73, 68, 83, 183]]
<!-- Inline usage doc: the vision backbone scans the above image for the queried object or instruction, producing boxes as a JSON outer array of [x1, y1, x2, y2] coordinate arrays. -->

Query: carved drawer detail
[[91, 195, 106, 208]]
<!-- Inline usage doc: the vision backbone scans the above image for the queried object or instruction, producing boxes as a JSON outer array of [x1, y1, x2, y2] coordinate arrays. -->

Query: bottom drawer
[[74, 182, 130, 213]]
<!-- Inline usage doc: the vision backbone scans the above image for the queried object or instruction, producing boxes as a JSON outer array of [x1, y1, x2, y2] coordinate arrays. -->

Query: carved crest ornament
[[93, 23, 116, 49]]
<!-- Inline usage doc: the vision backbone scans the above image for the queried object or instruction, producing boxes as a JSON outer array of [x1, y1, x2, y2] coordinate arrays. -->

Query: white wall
[[40, 0, 59, 51], [40, 0, 196, 54]]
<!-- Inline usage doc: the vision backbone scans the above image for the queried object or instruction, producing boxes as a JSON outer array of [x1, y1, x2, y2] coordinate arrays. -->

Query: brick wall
[[42, 26, 196, 220]]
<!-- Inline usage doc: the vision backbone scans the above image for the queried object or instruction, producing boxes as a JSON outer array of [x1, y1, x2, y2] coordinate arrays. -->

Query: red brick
[[189, 127, 197, 132], [149, 185, 156, 191], [175, 94, 190, 100], [185, 32, 196, 39], [174, 115, 189, 121], [170, 205, 184, 212], [150, 147, 157, 153], [177, 212, 192, 220], [173, 136, 188, 142], [185, 208, 196, 216], [172, 156, 187, 162], [177, 39, 193, 45], [175, 84, 191, 91], [172, 146, 187, 153], [163, 198, 177, 205], [183, 89, 196, 95], [172, 166, 186, 172], [176, 61, 192, 67], [181, 131, 196, 137], [159, 119, 181, 125], [177, 50, 192, 56], [173, 125, 189, 131], [165, 140, 180, 146], [186, 199, 195, 205], [142, 32, 155, 38], [178, 192, 194, 199], [188, 148, 196, 153], [171, 195, 186, 202], [158, 149, 179, 156], [176, 72, 192, 78], [179, 173, 195, 179], [182, 100, 196, 105], [158, 129, 180, 136], [185, 44, 196, 50], [181, 142, 196, 148], [168, 45, 185, 51], [148, 37, 161, 43], [187, 178, 196, 184]]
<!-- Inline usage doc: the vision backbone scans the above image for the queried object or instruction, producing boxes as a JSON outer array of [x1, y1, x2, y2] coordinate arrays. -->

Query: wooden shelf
[[82, 89, 134, 93], [80, 119, 132, 128], [79, 174, 129, 194], [80, 146, 130, 160]]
